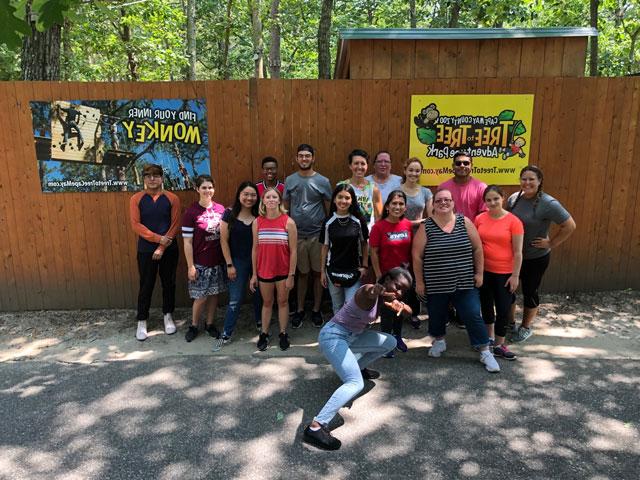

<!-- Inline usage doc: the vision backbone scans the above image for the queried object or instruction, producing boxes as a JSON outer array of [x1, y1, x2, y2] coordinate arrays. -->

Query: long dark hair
[[509, 165, 544, 215], [381, 189, 407, 220], [227, 181, 259, 231], [329, 184, 366, 224]]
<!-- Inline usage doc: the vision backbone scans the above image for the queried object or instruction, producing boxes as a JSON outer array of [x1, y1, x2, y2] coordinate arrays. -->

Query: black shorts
[[258, 274, 288, 283]]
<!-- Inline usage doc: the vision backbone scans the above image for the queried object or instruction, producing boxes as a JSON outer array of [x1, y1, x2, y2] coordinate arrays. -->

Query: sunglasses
[[454, 161, 471, 166]]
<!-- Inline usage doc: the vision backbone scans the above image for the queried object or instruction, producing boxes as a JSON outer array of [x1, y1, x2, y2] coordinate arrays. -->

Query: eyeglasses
[[375, 160, 391, 164], [454, 161, 470, 167], [144, 174, 162, 179], [434, 198, 453, 204], [297, 153, 313, 159]]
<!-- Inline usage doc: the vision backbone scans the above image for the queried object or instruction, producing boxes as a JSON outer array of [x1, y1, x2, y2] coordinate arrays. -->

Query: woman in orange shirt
[[474, 185, 524, 360]]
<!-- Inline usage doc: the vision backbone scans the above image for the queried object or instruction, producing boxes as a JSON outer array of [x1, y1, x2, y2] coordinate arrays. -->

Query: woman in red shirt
[[474, 185, 524, 360], [369, 190, 414, 355], [250, 187, 297, 352]]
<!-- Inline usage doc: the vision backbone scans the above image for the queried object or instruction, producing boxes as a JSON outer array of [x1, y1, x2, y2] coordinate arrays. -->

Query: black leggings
[[480, 271, 513, 338], [520, 253, 550, 308], [136, 247, 178, 320]]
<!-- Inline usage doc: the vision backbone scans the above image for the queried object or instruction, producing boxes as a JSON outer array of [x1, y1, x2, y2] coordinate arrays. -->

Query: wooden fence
[[0, 78, 638, 311]]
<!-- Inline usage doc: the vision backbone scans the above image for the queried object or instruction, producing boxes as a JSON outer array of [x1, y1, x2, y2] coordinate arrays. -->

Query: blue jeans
[[327, 280, 361, 314], [314, 321, 396, 426], [222, 257, 261, 337], [426, 288, 489, 348]]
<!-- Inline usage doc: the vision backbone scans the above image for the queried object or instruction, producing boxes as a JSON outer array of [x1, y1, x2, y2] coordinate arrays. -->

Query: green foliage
[[1, 0, 638, 79], [0, 0, 31, 48]]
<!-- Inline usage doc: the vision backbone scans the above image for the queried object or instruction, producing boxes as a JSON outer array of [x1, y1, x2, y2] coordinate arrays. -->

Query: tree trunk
[[590, 0, 599, 76], [448, 0, 462, 28], [269, 0, 281, 78], [21, 0, 61, 80], [409, 0, 416, 28], [249, 0, 264, 78], [186, 0, 196, 80], [221, 0, 234, 79], [62, 18, 72, 80], [317, 0, 334, 79], [119, 8, 139, 81]]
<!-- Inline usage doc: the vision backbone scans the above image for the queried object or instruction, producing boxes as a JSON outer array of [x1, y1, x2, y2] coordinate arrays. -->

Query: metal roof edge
[[338, 27, 598, 40]]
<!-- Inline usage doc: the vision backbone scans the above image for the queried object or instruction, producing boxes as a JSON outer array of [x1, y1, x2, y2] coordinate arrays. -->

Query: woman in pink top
[[250, 187, 297, 352], [474, 185, 524, 360]]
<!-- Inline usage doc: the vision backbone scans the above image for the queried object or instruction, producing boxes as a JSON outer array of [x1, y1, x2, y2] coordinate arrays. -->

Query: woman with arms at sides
[[399, 157, 433, 329], [250, 187, 297, 352], [320, 184, 369, 314], [182, 175, 227, 350], [369, 190, 415, 356], [412, 189, 500, 373], [474, 185, 523, 360], [507, 166, 576, 343], [220, 181, 261, 343], [303, 268, 412, 451]]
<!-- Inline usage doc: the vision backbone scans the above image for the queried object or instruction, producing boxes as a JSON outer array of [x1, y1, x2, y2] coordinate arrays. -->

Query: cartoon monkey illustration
[[414, 103, 440, 129], [502, 137, 526, 160]]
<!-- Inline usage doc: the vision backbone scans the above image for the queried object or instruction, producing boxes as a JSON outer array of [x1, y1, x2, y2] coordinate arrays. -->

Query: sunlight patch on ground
[[0, 338, 61, 361], [521, 345, 609, 358], [517, 358, 564, 382], [586, 414, 640, 453], [539, 327, 597, 338]]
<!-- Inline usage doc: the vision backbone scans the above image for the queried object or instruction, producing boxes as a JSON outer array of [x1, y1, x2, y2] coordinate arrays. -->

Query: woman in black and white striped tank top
[[412, 189, 500, 373]]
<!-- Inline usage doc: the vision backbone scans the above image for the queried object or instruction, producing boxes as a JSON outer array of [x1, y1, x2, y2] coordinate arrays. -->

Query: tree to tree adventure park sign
[[409, 95, 534, 186], [29, 98, 211, 193]]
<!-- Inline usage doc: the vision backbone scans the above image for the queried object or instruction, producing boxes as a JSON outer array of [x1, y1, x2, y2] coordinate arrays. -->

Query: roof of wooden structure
[[335, 27, 598, 79]]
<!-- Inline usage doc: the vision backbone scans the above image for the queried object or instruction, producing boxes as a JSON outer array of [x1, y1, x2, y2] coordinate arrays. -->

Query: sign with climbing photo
[[29, 98, 211, 193], [409, 94, 534, 186]]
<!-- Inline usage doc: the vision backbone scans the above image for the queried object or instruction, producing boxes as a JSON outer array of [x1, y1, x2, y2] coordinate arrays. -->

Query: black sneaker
[[303, 425, 341, 450], [361, 368, 380, 380], [291, 311, 304, 329], [185, 325, 198, 343], [311, 311, 324, 328], [206, 324, 220, 339], [257, 332, 270, 351], [279, 332, 290, 351]]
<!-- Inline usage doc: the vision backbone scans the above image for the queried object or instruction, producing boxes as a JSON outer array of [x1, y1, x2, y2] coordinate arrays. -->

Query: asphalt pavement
[[1, 326, 639, 480]]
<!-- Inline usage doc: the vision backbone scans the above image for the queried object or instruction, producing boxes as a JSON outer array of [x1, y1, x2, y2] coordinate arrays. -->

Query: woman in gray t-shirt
[[400, 157, 433, 229], [507, 165, 576, 343]]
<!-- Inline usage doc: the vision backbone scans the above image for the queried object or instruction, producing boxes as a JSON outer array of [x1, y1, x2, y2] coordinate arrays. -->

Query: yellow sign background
[[409, 94, 534, 186]]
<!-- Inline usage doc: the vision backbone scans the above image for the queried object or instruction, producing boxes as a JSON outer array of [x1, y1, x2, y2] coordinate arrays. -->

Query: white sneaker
[[480, 350, 500, 373], [164, 313, 176, 335], [136, 321, 148, 341], [428, 339, 447, 357]]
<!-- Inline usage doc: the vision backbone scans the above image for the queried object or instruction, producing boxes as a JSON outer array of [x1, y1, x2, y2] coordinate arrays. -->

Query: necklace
[[337, 215, 350, 226]]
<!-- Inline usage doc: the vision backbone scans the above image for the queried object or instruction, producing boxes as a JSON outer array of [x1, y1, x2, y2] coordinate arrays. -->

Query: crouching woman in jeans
[[303, 267, 412, 451]]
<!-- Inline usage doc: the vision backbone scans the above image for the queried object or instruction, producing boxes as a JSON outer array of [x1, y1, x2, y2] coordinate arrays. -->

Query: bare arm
[[182, 237, 197, 281], [286, 218, 298, 290], [532, 216, 577, 250], [354, 283, 384, 311], [412, 224, 427, 297], [372, 185, 383, 221], [464, 217, 484, 288], [370, 246, 382, 280], [220, 220, 236, 280], [507, 233, 524, 293], [249, 221, 259, 292], [320, 244, 329, 288]]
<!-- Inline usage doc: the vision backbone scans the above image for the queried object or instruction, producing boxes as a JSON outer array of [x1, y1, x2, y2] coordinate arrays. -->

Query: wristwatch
[[226, 263, 233, 268]]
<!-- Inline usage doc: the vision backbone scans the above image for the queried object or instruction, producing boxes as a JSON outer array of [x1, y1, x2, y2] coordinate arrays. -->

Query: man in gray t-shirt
[[284, 144, 332, 328]]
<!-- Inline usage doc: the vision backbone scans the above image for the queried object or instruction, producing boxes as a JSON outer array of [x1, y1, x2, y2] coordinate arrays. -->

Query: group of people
[[129, 145, 576, 450]]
